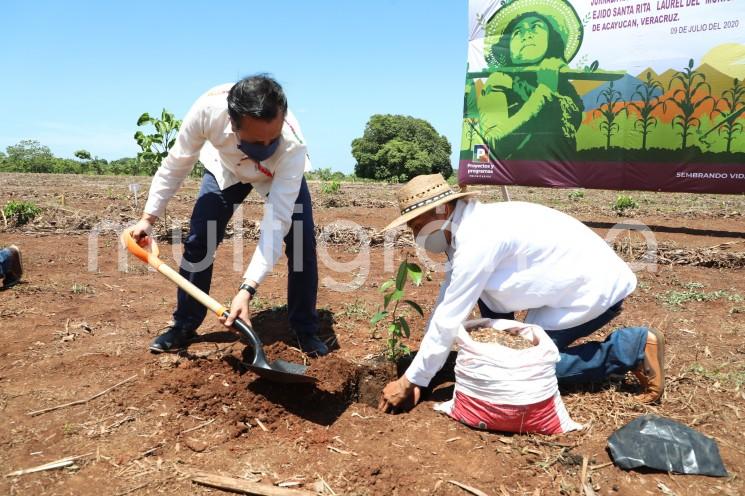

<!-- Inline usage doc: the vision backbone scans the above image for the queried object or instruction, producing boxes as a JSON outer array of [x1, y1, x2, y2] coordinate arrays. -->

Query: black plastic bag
[[607, 415, 727, 477]]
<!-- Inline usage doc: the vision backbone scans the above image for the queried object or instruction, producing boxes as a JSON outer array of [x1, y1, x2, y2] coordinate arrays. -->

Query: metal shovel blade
[[247, 360, 316, 384], [232, 318, 317, 384]]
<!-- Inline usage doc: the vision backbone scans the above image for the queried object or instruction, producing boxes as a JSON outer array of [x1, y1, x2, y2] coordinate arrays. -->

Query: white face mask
[[415, 216, 452, 253]]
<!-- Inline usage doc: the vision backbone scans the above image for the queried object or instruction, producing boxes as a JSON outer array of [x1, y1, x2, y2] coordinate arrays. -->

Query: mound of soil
[[154, 341, 368, 444], [260, 341, 359, 396]]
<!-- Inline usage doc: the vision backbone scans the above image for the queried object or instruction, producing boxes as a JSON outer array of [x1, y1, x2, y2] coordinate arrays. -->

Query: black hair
[[227, 74, 287, 128], [491, 13, 566, 66]]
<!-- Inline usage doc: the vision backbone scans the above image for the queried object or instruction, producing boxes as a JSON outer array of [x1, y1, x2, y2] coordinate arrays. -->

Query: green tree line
[[0, 109, 197, 176], [0, 139, 144, 175], [1, 110, 454, 182]]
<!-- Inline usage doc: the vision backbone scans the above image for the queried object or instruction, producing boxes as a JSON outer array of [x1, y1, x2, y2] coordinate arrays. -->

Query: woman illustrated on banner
[[476, 0, 584, 161]]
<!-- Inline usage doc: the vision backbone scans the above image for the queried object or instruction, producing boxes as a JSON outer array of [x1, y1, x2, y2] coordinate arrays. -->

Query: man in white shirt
[[378, 174, 665, 412], [131, 75, 327, 356]]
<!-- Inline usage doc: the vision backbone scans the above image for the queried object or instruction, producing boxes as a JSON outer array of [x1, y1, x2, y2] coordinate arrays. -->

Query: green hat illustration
[[484, 0, 583, 67]]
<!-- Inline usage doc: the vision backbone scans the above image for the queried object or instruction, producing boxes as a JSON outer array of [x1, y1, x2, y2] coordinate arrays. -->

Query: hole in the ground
[[157, 344, 458, 435]]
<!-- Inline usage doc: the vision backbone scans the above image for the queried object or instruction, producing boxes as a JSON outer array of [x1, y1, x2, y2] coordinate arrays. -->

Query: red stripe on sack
[[450, 391, 563, 435]]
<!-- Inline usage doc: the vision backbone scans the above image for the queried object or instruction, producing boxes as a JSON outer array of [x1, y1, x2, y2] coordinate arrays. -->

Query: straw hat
[[383, 174, 479, 231]]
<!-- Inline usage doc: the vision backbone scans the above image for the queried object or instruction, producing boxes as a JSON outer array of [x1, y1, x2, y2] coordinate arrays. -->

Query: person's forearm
[[142, 161, 195, 217], [141, 113, 205, 218], [141, 213, 158, 223]]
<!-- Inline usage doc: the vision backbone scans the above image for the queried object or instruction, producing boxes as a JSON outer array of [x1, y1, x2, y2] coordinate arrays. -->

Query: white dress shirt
[[405, 199, 637, 387], [143, 83, 312, 285]]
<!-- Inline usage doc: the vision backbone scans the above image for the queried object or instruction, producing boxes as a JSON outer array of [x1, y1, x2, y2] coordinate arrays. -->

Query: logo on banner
[[473, 144, 491, 163]]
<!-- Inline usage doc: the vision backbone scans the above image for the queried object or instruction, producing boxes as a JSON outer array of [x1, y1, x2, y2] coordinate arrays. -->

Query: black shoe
[[296, 333, 329, 357], [149, 325, 197, 353], [2, 245, 23, 289]]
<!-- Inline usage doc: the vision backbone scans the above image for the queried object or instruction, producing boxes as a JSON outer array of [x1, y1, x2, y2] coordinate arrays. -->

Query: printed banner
[[460, 0, 745, 193]]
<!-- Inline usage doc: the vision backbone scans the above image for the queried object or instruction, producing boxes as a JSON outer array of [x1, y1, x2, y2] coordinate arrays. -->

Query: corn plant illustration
[[667, 59, 714, 150], [370, 260, 424, 361], [593, 81, 624, 150], [626, 72, 666, 151], [464, 79, 481, 150], [707, 78, 745, 153]]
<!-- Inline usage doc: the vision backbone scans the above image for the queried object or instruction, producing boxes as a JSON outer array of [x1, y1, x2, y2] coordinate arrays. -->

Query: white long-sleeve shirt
[[143, 83, 311, 285], [405, 199, 637, 387]]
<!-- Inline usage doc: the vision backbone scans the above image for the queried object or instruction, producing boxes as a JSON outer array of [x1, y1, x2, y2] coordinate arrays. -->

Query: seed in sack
[[468, 327, 535, 349]]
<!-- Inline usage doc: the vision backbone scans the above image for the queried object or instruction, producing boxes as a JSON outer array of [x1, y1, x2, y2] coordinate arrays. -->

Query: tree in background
[[134, 109, 181, 175], [0, 139, 145, 176], [627, 72, 666, 151], [3, 140, 55, 173], [107, 157, 139, 175], [73, 149, 107, 175], [73, 149, 92, 174], [73, 149, 92, 161], [593, 81, 624, 150], [668, 59, 713, 150], [352, 114, 452, 182], [305, 167, 344, 181], [710, 78, 745, 153]]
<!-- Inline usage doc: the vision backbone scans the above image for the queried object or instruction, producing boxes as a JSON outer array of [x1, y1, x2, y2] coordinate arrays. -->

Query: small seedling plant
[[612, 194, 638, 215], [370, 260, 424, 361], [2, 200, 41, 226], [568, 189, 584, 201], [321, 180, 341, 194]]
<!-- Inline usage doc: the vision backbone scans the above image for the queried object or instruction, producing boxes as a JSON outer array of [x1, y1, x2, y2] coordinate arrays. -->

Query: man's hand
[[131, 214, 158, 247], [378, 376, 422, 414], [221, 288, 252, 329]]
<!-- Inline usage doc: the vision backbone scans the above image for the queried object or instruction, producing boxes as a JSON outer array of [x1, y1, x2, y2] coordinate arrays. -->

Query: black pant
[[173, 172, 319, 336]]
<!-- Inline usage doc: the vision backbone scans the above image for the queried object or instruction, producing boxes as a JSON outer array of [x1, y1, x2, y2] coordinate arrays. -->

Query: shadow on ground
[[198, 306, 340, 352]]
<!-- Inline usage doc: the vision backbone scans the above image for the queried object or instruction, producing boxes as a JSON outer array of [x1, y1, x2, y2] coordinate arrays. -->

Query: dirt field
[[1, 172, 744, 496]]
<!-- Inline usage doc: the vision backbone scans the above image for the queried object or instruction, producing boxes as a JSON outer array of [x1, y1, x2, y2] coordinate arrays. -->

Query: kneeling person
[[378, 174, 664, 412]]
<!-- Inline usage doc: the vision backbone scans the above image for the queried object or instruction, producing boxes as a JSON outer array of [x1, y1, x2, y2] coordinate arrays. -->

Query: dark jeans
[[173, 172, 319, 336], [477, 299, 647, 383]]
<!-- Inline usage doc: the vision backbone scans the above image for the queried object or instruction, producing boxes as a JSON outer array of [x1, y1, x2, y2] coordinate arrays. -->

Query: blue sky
[[0, 1, 467, 174]]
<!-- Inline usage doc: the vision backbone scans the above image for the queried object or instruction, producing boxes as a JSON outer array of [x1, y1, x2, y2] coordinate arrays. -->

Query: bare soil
[[1, 173, 745, 495]]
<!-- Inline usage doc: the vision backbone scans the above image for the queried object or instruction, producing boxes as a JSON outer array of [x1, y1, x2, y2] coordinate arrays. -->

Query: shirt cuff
[[243, 257, 271, 285], [403, 357, 435, 388]]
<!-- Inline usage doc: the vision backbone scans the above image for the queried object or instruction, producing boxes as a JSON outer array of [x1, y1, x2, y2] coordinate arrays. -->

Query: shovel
[[121, 229, 316, 384]]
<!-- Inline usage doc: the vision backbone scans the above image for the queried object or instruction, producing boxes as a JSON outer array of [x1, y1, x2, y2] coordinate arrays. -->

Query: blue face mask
[[237, 137, 280, 162]]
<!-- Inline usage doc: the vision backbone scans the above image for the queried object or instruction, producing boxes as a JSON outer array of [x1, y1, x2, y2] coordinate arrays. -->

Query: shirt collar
[[448, 199, 468, 255], [223, 113, 234, 136], [451, 199, 467, 234]]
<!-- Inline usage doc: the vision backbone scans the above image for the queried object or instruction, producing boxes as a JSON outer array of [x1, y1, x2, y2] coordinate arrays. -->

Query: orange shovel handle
[[121, 228, 227, 317], [121, 229, 162, 269]]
